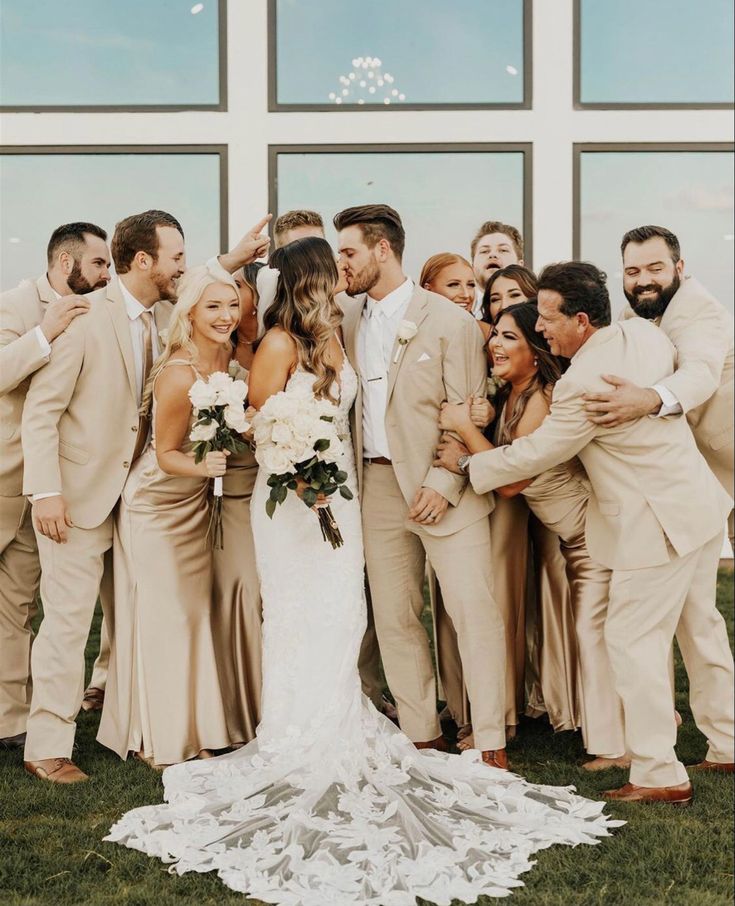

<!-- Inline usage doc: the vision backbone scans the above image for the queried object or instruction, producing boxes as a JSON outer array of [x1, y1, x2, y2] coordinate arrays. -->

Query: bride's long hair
[[265, 236, 342, 401], [140, 265, 240, 416]]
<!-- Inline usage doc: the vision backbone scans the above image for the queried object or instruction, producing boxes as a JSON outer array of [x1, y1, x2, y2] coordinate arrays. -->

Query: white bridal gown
[[106, 358, 622, 906]]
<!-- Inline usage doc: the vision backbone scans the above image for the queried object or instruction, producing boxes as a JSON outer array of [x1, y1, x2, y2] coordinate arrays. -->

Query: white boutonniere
[[486, 373, 506, 399], [393, 320, 418, 364]]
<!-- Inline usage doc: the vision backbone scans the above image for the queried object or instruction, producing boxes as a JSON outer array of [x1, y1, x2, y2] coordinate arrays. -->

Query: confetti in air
[[191, 3, 204, 14], [328, 57, 406, 106], [505, 64, 519, 76]]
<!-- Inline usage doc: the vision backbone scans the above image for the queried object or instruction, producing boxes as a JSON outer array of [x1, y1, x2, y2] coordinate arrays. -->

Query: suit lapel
[[343, 294, 366, 373], [106, 280, 138, 402], [386, 287, 429, 405]]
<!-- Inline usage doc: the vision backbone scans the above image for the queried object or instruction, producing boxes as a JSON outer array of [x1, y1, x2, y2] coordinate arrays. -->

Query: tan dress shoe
[[81, 687, 104, 712], [582, 755, 632, 772], [414, 735, 449, 752], [687, 760, 734, 773], [603, 781, 692, 805], [481, 749, 509, 770], [24, 757, 89, 784]]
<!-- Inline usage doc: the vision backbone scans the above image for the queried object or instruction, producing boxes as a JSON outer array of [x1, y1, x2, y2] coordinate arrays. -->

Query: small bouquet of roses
[[251, 386, 353, 548], [188, 369, 250, 548]]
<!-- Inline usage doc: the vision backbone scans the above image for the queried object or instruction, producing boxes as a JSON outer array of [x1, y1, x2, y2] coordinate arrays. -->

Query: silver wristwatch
[[457, 453, 471, 474]]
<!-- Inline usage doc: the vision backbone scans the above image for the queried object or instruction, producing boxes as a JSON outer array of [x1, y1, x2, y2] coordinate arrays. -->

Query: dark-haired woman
[[482, 263, 539, 324], [439, 303, 626, 769], [210, 261, 264, 746]]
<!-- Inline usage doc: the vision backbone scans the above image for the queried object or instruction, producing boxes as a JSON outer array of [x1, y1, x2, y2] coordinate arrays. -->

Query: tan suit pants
[[24, 516, 113, 761], [362, 463, 506, 751], [0, 495, 40, 738], [88, 554, 114, 691], [605, 530, 734, 787]]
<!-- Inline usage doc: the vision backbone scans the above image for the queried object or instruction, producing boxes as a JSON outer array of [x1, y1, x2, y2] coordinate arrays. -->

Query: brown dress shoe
[[81, 687, 104, 712], [603, 781, 692, 806], [582, 755, 632, 772], [481, 749, 509, 770], [687, 760, 734, 773], [24, 757, 89, 784], [414, 735, 449, 752]]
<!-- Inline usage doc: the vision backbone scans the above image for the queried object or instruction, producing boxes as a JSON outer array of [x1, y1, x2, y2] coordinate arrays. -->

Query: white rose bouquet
[[252, 387, 353, 548], [188, 371, 250, 548]]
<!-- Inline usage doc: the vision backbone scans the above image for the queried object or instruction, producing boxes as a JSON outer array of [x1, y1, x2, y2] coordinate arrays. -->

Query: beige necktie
[[132, 311, 154, 461]]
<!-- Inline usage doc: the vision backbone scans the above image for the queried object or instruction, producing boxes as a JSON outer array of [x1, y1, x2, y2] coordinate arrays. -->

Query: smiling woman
[[0, 0, 223, 108]]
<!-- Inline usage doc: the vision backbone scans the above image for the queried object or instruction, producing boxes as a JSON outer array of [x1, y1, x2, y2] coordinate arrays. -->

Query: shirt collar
[[119, 278, 156, 321], [366, 277, 413, 320]]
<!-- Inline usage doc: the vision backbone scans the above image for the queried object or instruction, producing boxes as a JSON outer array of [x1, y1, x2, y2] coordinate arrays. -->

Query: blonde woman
[[210, 261, 263, 745], [98, 266, 244, 767]]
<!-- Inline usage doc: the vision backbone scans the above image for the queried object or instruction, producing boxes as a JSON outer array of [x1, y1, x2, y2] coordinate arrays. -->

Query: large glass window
[[0, 149, 225, 290], [271, 0, 528, 109], [576, 0, 734, 107], [0, 0, 224, 109], [576, 146, 734, 313], [272, 146, 529, 277]]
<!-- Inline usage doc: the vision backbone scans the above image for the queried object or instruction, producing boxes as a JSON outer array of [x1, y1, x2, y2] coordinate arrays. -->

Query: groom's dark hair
[[112, 209, 184, 273], [333, 204, 405, 261]]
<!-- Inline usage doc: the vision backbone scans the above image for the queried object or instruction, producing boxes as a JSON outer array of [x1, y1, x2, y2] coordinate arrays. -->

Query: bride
[[106, 237, 621, 905]]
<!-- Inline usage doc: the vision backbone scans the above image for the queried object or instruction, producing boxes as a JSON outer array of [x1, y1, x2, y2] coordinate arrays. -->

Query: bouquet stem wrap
[[188, 370, 250, 550]]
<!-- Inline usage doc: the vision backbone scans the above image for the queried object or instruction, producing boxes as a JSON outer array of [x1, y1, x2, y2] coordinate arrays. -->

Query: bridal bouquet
[[188, 370, 250, 548], [252, 387, 353, 548]]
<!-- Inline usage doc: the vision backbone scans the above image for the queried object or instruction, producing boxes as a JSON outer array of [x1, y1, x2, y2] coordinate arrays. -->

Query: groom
[[335, 204, 508, 769]]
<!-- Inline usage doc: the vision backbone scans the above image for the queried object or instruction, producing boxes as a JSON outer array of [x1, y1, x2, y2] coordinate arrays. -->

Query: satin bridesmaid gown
[[98, 360, 233, 765], [211, 365, 262, 744]]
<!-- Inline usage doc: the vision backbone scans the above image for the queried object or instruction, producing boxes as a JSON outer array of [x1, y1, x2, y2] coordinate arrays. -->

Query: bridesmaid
[[439, 303, 627, 769], [98, 266, 243, 768], [209, 262, 263, 744]]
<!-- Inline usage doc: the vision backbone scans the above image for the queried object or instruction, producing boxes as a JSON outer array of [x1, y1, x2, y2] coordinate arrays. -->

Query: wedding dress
[[106, 356, 622, 906]]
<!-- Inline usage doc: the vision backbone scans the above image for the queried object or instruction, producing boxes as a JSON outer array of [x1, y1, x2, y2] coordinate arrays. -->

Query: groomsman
[[469, 220, 524, 318], [273, 209, 325, 248], [436, 261, 734, 803], [0, 222, 109, 749], [21, 211, 271, 783], [336, 204, 508, 769], [20, 210, 182, 782], [582, 225, 734, 550]]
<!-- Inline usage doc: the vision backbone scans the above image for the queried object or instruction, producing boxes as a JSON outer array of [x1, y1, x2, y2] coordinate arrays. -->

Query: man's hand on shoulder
[[583, 374, 661, 426], [39, 295, 91, 343], [32, 495, 73, 544]]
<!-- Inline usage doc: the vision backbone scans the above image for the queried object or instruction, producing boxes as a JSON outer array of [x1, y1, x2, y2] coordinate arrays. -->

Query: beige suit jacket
[[21, 279, 172, 529], [0, 275, 56, 497], [342, 285, 492, 537], [621, 276, 734, 497], [469, 318, 732, 570]]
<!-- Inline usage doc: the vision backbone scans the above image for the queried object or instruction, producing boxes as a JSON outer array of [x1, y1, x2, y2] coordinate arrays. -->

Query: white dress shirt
[[357, 278, 414, 459], [471, 286, 484, 321], [119, 279, 161, 404]]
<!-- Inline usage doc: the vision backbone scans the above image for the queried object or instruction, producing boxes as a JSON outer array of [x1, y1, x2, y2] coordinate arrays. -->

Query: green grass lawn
[[1, 572, 733, 906]]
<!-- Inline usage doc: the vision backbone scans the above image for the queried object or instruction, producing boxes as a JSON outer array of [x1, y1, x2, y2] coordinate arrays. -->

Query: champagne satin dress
[[521, 460, 625, 756], [211, 365, 262, 744], [98, 361, 233, 765]]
